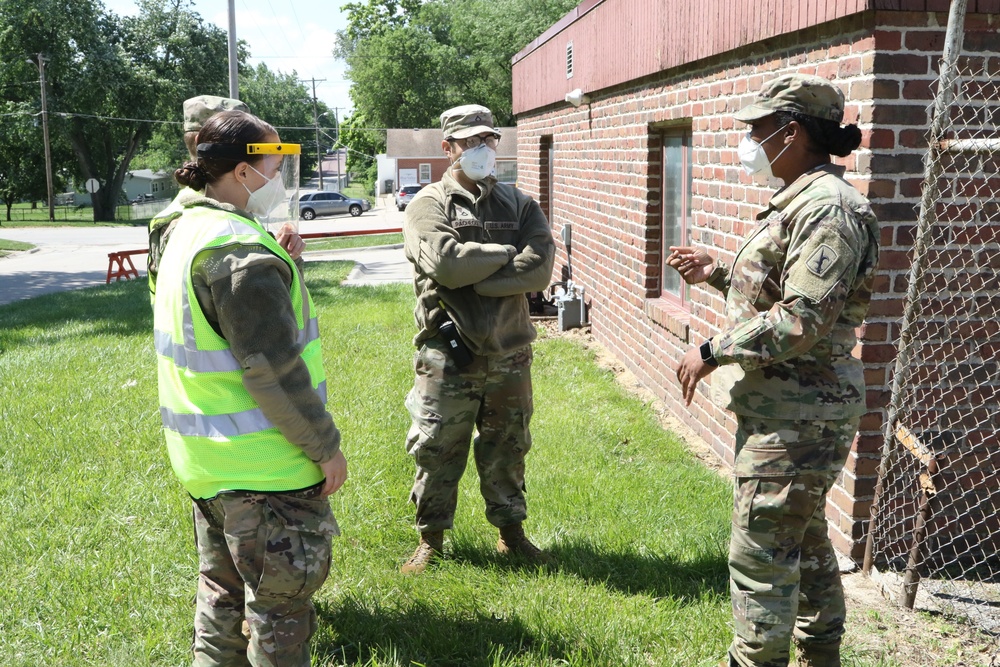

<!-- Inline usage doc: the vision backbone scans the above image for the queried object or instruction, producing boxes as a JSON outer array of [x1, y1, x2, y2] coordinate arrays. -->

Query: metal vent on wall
[[566, 42, 573, 79]]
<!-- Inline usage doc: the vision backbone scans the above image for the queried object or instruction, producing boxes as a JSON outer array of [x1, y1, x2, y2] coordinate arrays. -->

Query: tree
[[337, 0, 423, 43], [338, 111, 383, 193], [0, 0, 229, 221], [336, 0, 579, 134], [0, 102, 63, 222]]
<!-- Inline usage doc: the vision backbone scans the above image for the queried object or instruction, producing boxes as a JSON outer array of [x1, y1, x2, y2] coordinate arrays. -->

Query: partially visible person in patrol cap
[[182, 95, 249, 157], [398, 103, 555, 574], [668, 73, 880, 667], [148, 95, 304, 299]]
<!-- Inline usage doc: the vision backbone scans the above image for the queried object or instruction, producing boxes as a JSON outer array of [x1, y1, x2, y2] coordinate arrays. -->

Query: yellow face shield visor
[[245, 143, 301, 233]]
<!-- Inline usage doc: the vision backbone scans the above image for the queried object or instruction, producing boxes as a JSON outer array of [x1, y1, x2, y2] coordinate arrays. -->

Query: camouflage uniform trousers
[[191, 483, 339, 667], [405, 337, 533, 532], [727, 415, 860, 667]]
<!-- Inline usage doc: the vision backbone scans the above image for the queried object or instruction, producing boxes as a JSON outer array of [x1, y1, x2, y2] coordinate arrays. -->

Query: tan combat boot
[[795, 643, 841, 667], [400, 530, 444, 574], [497, 523, 548, 562]]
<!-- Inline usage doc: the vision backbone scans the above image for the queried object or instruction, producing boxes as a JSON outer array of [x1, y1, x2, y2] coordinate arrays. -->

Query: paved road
[[0, 194, 409, 307]]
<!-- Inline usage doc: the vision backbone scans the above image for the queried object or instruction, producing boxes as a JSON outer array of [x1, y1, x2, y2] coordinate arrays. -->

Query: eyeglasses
[[453, 134, 499, 149]]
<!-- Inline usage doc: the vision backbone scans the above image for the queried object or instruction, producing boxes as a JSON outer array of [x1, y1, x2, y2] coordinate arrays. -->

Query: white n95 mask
[[737, 126, 790, 178], [242, 165, 288, 219], [458, 144, 496, 181]]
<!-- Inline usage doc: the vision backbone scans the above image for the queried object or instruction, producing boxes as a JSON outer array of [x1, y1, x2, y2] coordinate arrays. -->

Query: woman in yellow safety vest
[[151, 109, 347, 667]]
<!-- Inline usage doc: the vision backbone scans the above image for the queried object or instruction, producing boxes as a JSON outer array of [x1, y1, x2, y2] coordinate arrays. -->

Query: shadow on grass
[[451, 538, 729, 602], [315, 596, 575, 667]]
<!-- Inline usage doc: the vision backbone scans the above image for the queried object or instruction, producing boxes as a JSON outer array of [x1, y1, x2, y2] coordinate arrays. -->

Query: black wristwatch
[[700, 340, 719, 367]]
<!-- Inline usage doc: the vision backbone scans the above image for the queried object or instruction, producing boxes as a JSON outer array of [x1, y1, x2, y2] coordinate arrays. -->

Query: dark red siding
[[513, 0, 997, 115]]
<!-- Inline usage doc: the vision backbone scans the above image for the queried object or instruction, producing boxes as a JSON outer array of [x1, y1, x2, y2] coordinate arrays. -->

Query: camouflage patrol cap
[[183, 95, 250, 132], [440, 104, 501, 140], [734, 74, 845, 123]]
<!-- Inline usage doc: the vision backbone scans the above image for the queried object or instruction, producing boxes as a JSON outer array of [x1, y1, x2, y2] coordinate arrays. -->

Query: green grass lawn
[[0, 263, 923, 667], [307, 233, 403, 252], [0, 238, 34, 257]]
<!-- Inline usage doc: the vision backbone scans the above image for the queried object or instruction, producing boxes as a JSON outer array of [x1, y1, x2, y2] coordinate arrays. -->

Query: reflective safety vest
[[152, 206, 326, 499]]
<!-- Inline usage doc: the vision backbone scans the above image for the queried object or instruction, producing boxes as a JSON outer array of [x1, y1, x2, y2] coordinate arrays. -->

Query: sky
[[101, 0, 353, 117]]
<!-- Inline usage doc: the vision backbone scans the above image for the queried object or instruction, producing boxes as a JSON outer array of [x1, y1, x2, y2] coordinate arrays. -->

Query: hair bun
[[174, 161, 209, 191], [828, 124, 862, 157]]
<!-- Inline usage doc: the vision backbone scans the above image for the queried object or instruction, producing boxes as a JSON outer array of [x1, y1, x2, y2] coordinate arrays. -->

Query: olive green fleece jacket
[[148, 189, 341, 467], [403, 169, 555, 357]]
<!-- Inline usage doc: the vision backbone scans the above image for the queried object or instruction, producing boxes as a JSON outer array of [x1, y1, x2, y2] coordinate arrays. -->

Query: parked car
[[298, 191, 371, 220], [394, 184, 425, 211]]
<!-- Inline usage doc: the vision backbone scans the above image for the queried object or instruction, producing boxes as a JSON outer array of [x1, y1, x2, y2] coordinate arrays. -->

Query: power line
[[4, 107, 401, 133], [54, 111, 182, 125]]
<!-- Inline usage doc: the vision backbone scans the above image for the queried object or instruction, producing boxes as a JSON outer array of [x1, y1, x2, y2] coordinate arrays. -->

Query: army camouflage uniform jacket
[[706, 163, 879, 421], [148, 189, 341, 469], [403, 169, 555, 356]]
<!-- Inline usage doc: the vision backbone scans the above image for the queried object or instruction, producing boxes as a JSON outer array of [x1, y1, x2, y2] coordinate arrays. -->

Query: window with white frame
[[419, 163, 432, 183], [660, 129, 692, 303], [495, 160, 517, 184]]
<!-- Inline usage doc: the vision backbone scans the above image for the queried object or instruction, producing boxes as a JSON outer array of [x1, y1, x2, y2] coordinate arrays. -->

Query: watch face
[[700, 341, 717, 365]]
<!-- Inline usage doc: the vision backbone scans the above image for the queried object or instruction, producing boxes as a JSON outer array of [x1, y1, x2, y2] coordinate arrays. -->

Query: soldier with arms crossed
[[399, 104, 555, 574]]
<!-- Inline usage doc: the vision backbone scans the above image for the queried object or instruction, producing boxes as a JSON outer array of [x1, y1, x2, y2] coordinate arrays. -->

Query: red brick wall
[[515, 11, 998, 562], [395, 158, 449, 186]]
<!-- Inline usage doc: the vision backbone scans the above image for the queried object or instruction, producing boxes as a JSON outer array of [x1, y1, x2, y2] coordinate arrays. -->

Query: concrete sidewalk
[[304, 244, 411, 286]]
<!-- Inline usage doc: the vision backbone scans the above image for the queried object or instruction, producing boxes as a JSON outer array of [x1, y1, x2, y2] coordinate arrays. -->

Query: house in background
[[386, 127, 519, 191], [511, 0, 1000, 565], [123, 169, 176, 203]]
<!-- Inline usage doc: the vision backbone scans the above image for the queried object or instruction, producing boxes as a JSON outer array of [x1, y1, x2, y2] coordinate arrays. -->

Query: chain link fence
[[863, 0, 1000, 634]]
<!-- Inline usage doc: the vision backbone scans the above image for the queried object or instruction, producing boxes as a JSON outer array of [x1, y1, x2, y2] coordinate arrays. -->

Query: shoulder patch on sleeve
[[787, 232, 858, 302], [805, 244, 840, 277]]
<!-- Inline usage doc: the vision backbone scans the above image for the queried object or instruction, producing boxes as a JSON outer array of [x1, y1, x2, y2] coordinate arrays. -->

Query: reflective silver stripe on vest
[[156, 323, 318, 372], [161, 380, 328, 438], [153, 328, 242, 372], [300, 317, 319, 348], [161, 404, 272, 438]]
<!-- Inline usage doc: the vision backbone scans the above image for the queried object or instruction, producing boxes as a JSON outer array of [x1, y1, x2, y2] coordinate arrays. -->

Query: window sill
[[644, 297, 690, 342]]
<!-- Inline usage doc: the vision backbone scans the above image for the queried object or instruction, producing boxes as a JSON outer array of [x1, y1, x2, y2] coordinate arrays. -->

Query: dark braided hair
[[174, 110, 276, 191], [773, 110, 862, 158]]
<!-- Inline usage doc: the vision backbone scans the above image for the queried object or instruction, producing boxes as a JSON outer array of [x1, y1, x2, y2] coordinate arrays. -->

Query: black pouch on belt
[[193, 495, 226, 530], [438, 319, 473, 368]]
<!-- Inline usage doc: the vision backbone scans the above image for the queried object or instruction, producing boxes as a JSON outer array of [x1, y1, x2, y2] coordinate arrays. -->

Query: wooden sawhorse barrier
[[106, 249, 148, 283]]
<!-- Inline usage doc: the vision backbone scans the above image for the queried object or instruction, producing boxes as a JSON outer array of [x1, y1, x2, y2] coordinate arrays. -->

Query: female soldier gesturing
[[669, 74, 879, 667]]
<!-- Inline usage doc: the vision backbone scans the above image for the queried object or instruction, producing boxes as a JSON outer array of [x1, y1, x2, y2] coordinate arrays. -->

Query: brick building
[[510, 0, 1000, 562], [386, 127, 520, 190]]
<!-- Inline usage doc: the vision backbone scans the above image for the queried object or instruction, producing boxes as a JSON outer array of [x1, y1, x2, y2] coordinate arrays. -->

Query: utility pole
[[302, 77, 326, 191], [29, 53, 55, 222], [227, 0, 239, 98], [333, 107, 340, 192]]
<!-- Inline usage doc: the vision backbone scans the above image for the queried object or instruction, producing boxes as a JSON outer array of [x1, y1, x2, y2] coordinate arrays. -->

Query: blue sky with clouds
[[101, 0, 353, 116]]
